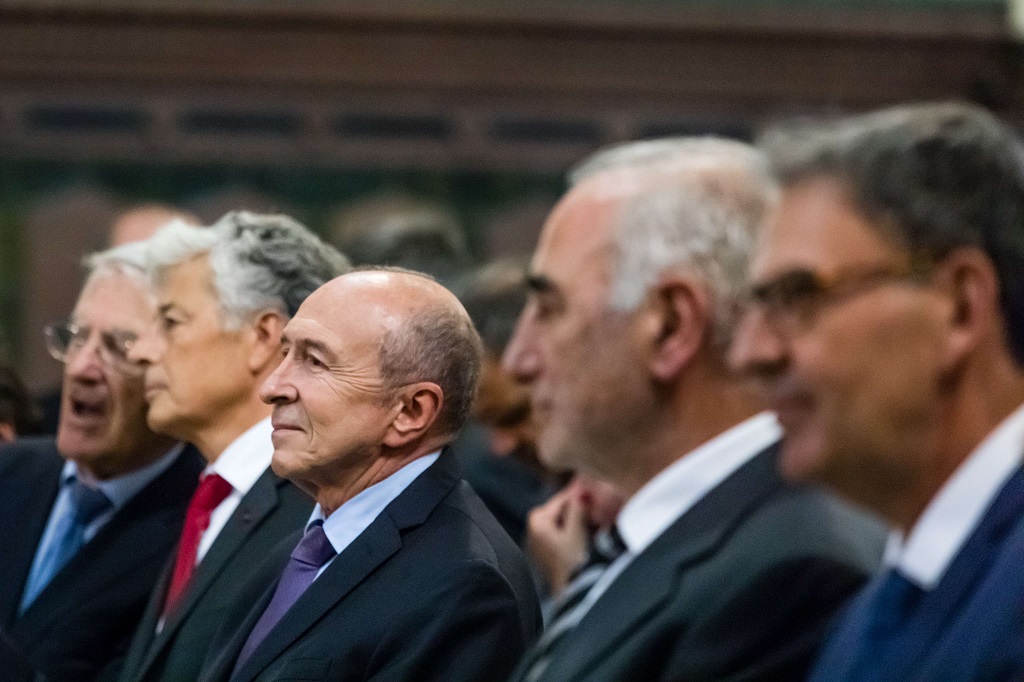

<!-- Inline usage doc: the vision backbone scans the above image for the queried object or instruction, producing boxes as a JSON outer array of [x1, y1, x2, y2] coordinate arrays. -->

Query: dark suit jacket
[[0, 437, 203, 682], [512, 444, 886, 682], [809, 464, 1024, 682], [119, 467, 313, 682], [198, 451, 542, 682]]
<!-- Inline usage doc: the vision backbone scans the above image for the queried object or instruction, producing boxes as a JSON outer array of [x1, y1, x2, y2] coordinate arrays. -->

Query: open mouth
[[69, 395, 107, 420]]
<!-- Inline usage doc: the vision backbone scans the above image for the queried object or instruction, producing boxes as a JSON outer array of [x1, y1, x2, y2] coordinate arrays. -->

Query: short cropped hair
[[570, 137, 777, 346], [761, 102, 1024, 365], [145, 211, 351, 328], [367, 266, 483, 439]]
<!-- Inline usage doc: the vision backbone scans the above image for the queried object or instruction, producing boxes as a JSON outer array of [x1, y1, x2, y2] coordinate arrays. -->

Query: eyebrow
[[525, 273, 556, 295], [282, 335, 336, 362]]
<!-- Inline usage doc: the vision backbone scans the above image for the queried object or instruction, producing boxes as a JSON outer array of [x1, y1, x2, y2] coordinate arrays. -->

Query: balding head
[[261, 268, 481, 507]]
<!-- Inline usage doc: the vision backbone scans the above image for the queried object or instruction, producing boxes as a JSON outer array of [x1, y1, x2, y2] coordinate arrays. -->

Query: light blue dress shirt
[[310, 451, 440, 578]]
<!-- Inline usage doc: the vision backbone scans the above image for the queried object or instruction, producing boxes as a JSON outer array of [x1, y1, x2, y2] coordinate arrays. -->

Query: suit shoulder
[[0, 437, 62, 480]]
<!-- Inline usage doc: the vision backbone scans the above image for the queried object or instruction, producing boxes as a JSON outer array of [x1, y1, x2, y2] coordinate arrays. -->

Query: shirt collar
[[885, 401, 1024, 590], [616, 412, 782, 554], [310, 450, 441, 555], [65, 443, 185, 510], [206, 417, 274, 496]]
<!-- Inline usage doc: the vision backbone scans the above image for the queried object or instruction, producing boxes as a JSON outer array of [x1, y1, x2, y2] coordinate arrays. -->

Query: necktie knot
[[68, 479, 112, 525], [191, 473, 233, 519], [291, 521, 336, 568]]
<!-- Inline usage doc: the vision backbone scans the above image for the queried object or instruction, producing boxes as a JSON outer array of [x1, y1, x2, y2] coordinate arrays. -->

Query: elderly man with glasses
[[0, 242, 204, 682]]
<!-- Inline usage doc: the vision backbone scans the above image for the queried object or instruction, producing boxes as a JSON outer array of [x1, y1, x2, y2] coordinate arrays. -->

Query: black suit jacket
[[119, 467, 313, 682], [0, 437, 203, 682], [198, 451, 542, 682], [513, 444, 886, 682]]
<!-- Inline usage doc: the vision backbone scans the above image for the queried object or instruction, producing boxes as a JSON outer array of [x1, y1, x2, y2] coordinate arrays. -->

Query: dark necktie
[[518, 525, 628, 682], [163, 472, 233, 616], [231, 520, 337, 678], [20, 479, 113, 612], [841, 568, 923, 680]]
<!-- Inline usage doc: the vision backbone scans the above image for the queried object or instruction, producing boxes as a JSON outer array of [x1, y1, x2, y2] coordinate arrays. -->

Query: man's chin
[[777, 429, 828, 484]]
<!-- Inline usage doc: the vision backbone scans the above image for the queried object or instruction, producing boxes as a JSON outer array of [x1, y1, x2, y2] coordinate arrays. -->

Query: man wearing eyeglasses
[[0, 243, 204, 682], [502, 138, 884, 682], [730, 103, 1024, 680], [117, 213, 348, 682]]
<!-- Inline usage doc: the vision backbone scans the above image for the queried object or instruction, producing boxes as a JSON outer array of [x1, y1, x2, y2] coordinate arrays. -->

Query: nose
[[501, 306, 541, 384], [728, 307, 788, 381], [260, 351, 298, 405], [127, 320, 164, 366], [64, 333, 105, 381]]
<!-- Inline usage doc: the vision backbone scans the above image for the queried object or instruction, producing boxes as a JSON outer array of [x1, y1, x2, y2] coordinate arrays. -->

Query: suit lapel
[[136, 468, 283, 676], [231, 452, 461, 682], [540, 445, 785, 682], [0, 443, 63, 625], [12, 448, 201, 644]]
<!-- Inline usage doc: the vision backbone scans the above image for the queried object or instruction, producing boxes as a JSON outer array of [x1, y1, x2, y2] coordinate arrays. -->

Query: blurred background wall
[[0, 0, 1022, 391]]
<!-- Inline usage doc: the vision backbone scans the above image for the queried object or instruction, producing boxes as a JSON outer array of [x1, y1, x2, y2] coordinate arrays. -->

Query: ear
[[0, 423, 15, 443], [246, 311, 288, 375], [643, 275, 710, 382], [935, 247, 1000, 372], [382, 382, 445, 448]]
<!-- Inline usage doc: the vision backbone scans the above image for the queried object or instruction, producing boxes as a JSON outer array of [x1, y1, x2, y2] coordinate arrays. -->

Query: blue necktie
[[20, 479, 112, 612], [842, 568, 923, 680], [231, 521, 337, 678]]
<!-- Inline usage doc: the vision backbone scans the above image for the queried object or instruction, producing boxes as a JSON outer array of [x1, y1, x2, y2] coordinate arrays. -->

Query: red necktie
[[163, 472, 233, 615]]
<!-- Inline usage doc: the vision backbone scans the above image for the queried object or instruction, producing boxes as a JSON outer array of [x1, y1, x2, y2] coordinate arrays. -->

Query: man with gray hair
[[197, 268, 540, 682], [0, 242, 203, 682], [118, 212, 349, 682], [503, 137, 885, 681]]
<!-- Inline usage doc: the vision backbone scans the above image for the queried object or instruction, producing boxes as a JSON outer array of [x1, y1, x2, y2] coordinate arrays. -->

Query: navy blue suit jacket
[[811, 465, 1024, 682], [198, 450, 542, 682], [0, 437, 203, 682]]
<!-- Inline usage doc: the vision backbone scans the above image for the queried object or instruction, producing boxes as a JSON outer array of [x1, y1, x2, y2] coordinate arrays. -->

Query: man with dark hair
[[198, 269, 540, 682], [731, 102, 1024, 680], [119, 213, 349, 682], [0, 243, 203, 682]]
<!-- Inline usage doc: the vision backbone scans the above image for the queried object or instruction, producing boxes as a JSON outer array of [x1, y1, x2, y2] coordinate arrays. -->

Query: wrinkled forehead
[[74, 269, 155, 333], [752, 177, 904, 281]]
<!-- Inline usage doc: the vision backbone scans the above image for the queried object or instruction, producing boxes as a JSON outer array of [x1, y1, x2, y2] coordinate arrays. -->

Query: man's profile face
[[730, 177, 949, 501], [137, 255, 254, 441], [503, 177, 647, 477], [261, 278, 396, 496], [57, 271, 169, 478]]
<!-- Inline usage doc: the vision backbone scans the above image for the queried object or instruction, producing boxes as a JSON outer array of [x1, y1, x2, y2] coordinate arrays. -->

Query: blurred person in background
[[0, 364, 44, 442], [0, 243, 203, 682], [732, 102, 1024, 681], [456, 258, 562, 545], [503, 137, 885, 682], [326, 194, 474, 295], [37, 203, 200, 435], [119, 213, 348, 682]]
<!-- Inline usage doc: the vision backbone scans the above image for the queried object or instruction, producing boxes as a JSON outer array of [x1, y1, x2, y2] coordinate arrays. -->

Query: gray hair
[[570, 137, 777, 345], [83, 239, 153, 292], [145, 211, 351, 328], [365, 266, 483, 440], [760, 102, 1024, 365]]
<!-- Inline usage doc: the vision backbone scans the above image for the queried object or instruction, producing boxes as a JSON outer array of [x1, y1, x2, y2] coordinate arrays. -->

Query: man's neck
[[192, 400, 272, 464]]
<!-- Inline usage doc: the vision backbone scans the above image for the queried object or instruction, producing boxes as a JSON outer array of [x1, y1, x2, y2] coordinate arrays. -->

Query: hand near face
[[527, 484, 590, 596]]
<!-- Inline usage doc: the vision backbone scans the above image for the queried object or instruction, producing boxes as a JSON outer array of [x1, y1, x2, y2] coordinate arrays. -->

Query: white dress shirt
[[885, 401, 1024, 590], [196, 417, 275, 563], [569, 412, 783, 624]]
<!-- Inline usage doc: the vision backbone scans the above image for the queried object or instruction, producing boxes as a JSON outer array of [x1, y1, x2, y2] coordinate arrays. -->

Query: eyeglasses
[[44, 322, 142, 375], [741, 262, 931, 335]]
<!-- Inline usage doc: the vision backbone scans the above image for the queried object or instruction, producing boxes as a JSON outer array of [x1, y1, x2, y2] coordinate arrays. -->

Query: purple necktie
[[232, 521, 336, 678]]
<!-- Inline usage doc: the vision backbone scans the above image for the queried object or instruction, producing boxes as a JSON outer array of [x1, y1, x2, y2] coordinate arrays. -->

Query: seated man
[[198, 269, 541, 682], [732, 102, 1024, 680], [0, 243, 202, 682], [503, 137, 885, 682], [119, 212, 348, 682]]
